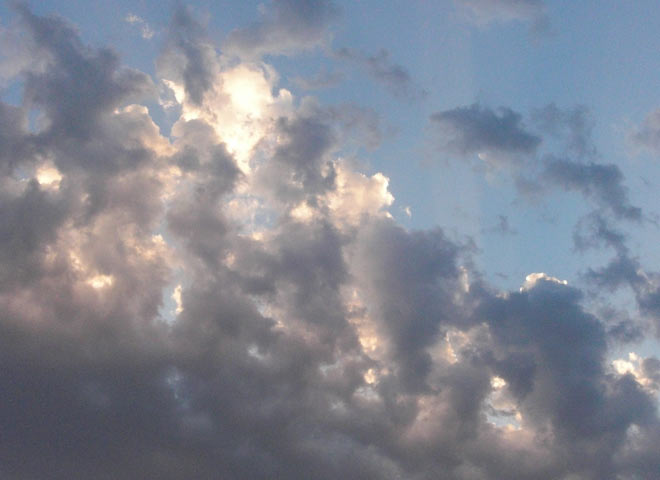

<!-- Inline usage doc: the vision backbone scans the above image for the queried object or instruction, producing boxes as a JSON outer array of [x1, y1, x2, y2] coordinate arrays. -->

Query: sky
[[1, 1, 660, 478]]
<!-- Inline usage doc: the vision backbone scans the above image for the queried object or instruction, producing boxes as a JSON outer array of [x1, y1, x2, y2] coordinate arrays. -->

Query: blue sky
[[2, 1, 660, 478]]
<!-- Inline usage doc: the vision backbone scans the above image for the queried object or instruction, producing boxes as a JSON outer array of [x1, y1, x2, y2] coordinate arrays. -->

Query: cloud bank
[[0, 6, 659, 480]]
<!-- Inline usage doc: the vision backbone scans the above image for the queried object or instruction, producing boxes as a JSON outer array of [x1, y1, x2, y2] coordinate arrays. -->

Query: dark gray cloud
[[335, 48, 426, 100], [254, 113, 337, 206], [353, 219, 464, 392], [1, 7, 659, 480], [474, 278, 657, 477], [0, 102, 33, 174], [542, 157, 642, 220], [224, 0, 339, 58], [157, 6, 217, 105], [16, 4, 154, 142], [431, 104, 541, 164]]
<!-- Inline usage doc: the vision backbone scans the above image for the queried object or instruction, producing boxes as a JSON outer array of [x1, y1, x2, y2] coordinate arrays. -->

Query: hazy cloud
[[293, 67, 344, 90], [125, 13, 155, 39], [335, 47, 426, 100], [456, 0, 548, 29], [482, 215, 518, 235], [224, 0, 339, 58], [532, 103, 596, 159], [630, 107, 660, 154]]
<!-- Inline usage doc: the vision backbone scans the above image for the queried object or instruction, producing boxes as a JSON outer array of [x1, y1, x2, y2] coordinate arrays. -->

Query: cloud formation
[[542, 158, 642, 220], [0, 6, 659, 480], [431, 104, 541, 165]]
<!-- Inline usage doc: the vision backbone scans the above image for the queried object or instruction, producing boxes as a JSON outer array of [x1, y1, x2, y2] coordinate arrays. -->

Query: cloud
[[224, 0, 339, 58], [431, 104, 541, 165], [157, 6, 218, 105], [293, 67, 344, 90], [542, 157, 642, 220], [482, 215, 517, 235], [532, 103, 596, 159], [125, 13, 155, 39], [15, 4, 154, 142], [573, 211, 628, 253], [335, 48, 426, 100], [629, 107, 660, 154], [456, 0, 548, 28], [1, 7, 659, 480]]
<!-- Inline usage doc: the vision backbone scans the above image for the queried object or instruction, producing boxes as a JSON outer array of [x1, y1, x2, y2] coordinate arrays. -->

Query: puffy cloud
[[1, 6, 659, 480], [157, 6, 218, 105], [16, 4, 154, 143]]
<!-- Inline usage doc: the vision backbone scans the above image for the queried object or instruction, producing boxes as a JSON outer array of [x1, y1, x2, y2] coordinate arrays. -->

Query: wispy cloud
[[125, 13, 155, 39], [224, 0, 339, 58], [335, 47, 427, 100]]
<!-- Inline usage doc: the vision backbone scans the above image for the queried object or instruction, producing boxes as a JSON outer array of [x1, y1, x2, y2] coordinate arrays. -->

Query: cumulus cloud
[[224, 0, 339, 58], [157, 6, 218, 105], [1, 6, 659, 480]]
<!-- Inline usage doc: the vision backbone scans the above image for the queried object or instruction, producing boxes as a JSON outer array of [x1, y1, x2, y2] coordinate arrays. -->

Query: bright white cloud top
[[1, 2, 660, 479]]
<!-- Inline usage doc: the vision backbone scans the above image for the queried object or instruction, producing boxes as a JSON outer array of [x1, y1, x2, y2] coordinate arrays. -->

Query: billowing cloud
[[1, 6, 659, 480], [157, 6, 218, 105]]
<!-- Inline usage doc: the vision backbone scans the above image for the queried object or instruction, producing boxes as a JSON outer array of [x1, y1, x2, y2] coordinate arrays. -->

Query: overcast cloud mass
[[1, 2, 660, 479]]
